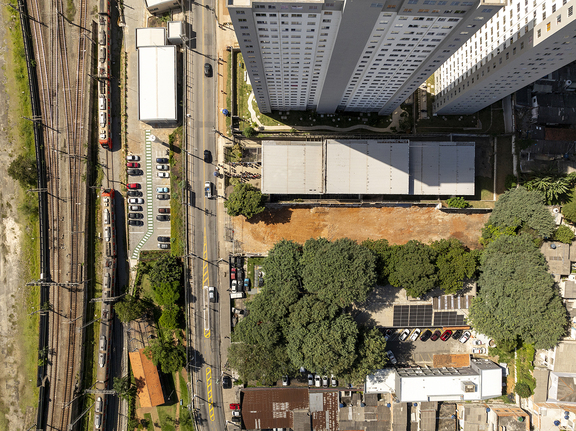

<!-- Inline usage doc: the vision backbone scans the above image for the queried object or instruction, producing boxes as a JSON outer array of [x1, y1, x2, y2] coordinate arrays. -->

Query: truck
[[230, 292, 245, 299]]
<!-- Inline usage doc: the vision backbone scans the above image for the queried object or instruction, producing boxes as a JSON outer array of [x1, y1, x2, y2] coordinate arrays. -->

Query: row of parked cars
[[306, 374, 337, 388], [397, 328, 472, 344]]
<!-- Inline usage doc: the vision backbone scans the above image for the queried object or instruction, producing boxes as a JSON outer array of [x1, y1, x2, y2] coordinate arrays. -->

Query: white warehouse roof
[[135, 28, 166, 48], [138, 46, 177, 122]]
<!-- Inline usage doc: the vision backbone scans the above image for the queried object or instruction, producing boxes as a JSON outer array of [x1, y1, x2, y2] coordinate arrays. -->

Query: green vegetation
[[554, 225, 574, 244], [224, 183, 266, 219], [113, 375, 137, 401], [562, 200, 576, 224], [446, 197, 470, 208], [114, 294, 151, 323], [169, 126, 185, 257], [7, 153, 37, 188], [523, 173, 576, 205], [243, 126, 257, 138], [144, 338, 186, 374]]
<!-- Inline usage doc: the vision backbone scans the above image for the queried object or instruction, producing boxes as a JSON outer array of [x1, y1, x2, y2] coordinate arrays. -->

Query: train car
[[98, 0, 112, 149], [101, 189, 116, 257]]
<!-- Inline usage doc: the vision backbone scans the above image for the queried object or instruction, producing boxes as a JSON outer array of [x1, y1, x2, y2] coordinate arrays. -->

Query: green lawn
[[475, 176, 494, 201], [144, 413, 154, 431], [157, 405, 177, 431]]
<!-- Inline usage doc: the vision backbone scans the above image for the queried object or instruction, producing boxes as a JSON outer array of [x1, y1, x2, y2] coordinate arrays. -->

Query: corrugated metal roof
[[241, 388, 309, 430], [138, 46, 177, 122], [311, 392, 339, 430]]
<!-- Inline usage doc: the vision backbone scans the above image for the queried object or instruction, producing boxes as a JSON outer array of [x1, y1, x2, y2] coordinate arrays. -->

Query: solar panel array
[[392, 305, 433, 327], [433, 311, 466, 327]]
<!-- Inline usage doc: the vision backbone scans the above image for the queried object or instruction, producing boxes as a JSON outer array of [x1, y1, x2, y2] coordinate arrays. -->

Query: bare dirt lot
[[233, 205, 489, 253]]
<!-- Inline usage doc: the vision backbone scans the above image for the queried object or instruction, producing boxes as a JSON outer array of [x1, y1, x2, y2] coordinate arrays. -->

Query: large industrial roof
[[241, 388, 309, 430], [138, 46, 177, 122], [135, 28, 166, 48]]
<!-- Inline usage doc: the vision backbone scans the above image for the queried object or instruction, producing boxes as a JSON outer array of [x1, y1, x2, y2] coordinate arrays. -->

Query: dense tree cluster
[[224, 183, 266, 219]]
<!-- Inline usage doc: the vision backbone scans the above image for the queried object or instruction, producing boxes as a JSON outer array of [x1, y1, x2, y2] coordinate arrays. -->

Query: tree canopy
[[144, 338, 186, 374], [154, 281, 180, 307], [431, 239, 479, 294], [8, 153, 38, 188], [469, 234, 567, 350], [388, 240, 438, 298], [224, 183, 266, 219], [562, 200, 576, 224], [554, 225, 574, 244], [149, 254, 182, 286], [114, 295, 150, 323]]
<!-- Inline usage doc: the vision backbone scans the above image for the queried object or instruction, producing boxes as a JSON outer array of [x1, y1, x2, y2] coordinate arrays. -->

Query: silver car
[[128, 198, 144, 204]]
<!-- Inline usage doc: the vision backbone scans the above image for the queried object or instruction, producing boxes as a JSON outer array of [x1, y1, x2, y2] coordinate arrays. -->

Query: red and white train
[[98, 0, 111, 149]]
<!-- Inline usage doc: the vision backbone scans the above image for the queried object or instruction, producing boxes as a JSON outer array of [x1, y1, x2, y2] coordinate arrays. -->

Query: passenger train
[[98, 0, 111, 149]]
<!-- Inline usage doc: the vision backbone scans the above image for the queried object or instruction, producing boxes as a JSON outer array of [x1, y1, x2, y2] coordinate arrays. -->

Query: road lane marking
[[206, 367, 215, 421]]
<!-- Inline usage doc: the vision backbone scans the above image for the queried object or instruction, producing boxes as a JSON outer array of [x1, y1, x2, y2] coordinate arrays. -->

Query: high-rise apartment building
[[434, 0, 576, 114], [228, 0, 504, 114]]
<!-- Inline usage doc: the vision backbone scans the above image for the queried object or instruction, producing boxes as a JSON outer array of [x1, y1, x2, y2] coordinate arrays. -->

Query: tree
[[113, 376, 136, 401], [446, 197, 470, 208], [154, 281, 181, 307], [301, 238, 377, 307], [224, 183, 266, 219], [158, 306, 180, 330], [144, 338, 186, 374], [149, 254, 182, 286], [361, 239, 394, 286], [514, 381, 533, 399], [262, 239, 303, 285], [480, 224, 517, 246], [342, 327, 388, 384], [523, 174, 576, 205], [228, 343, 291, 385], [114, 295, 149, 323], [469, 234, 568, 349], [562, 200, 576, 224], [431, 239, 478, 294], [487, 186, 556, 238], [243, 126, 257, 138], [554, 225, 574, 244], [388, 240, 438, 298], [8, 153, 38, 188]]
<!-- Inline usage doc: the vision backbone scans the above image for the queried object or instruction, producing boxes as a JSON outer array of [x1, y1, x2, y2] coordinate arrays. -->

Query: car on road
[[158, 208, 170, 213], [410, 328, 421, 341], [157, 194, 170, 200], [222, 375, 231, 388], [127, 169, 142, 176], [156, 164, 169, 170], [231, 268, 237, 280], [331, 374, 337, 387], [440, 330, 453, 341], [322, 376, 328, 387], [158, 172, 170, 178], [127, 162, 140, 168], [205, 181, 213, 198], [452, 330, 463, 341], [128, 198, 144, 204], [127, 155, 140, 161], [231, 417, 241, 423], [156, 215, 170, 221], [430, 329, 442, 341], [127, 183, 140, 189], [315, 375, 321, 387], [128, 213, 144, 219], [95, 397, 103, 413], [156, 157, 168, 164], [282, 376, 289, 386], [158, 243, 170, 249], [231, 279, 238, 292], [208, 286, 216, 303], [399, 328, 411, 342], [244, 278, 250, 289], [420, 329, 432, 342], [156, 187, 169, 193], [472, 347, 486, 354], [459, 330, 471, 344], [204, 63, 212, 77], [386, 350, 398, 365], [127, 190, 142, 197], [158, 236, 170, 242], [129, 205, 142, 212], [204, 150, 212, 163], [128, 220, 144, 226], [308, 374, 314, 386]]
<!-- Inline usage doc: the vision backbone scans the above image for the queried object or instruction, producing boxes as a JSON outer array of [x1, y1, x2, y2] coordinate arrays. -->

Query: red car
[[440, 330, 453, 341], [230, 403, 240, 410], [430, 330, 442, 341], [127, 183, 141, 189], [231, 268, 237, 280], [127, 162, 140, 168]]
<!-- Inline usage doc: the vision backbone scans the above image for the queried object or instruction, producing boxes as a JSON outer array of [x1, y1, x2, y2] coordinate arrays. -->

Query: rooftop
[[553, 342, 576, 373], [433, 354, 471, 369], [549, 372, 576, 404], [128, 349, 165, 408], [540, 241, 571, 278], [241, 388, 309, 430]]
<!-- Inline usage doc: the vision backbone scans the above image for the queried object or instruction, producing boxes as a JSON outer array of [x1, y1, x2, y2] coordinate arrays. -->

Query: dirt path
[[233, 206, 489, 253]]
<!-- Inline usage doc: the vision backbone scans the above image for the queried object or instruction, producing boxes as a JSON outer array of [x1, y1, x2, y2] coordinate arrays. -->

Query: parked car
[[156, 215, 170, 221], [472, 347, 486, 355], [158, 172, 170, 178], [315, 375, 321, 387], [322, 376, 328, 388], [244, 278, 250, 289], [282, 376, 289, 386], [128, 198, 144, 204], [156, 164, 169, 171], [158, 207, 170, 213], [158, 243, 170, 250], [410, 328, 421, 341], [474, 339, 484, 345], [452, 330, 463, 340], [129, 205, 142, 212], [430, 330, 442, 341], [384, 328, 392, 341], [232, 410, 241, 417], [331, 374, 337, 387], [231, 268, 237, 280], [95, 414, 102, 429], [156, 187, 169, 193], [386, 350, 398, 365], [308, 374, 314, 386], [231, 417, 241, 423], [459, 330, 471, 344], [128, 220, 143, 226], [399, 328, 411, 342], [127, 155, 140, 161], [204, 62, 212, 77], [231, 280, 238, 292], [231, 307, 245, 315], [127, 183, 140, 189], [204, 149, 212, 163], [157, 194, 170, 200], [229, 403, 240, 410], [128, 213, 143, 219], [127, 162, 140, 168], [157, 236, 170, 242], [440, 330, 453, 341], [208, 286, 216, 303], [222, 375, 231, 388], [205, 181, 213, 198], [127, 169, 142, 176], [127, 190, 142, 197], [156, 157, 168, 164], [420, 329, 432, 342]]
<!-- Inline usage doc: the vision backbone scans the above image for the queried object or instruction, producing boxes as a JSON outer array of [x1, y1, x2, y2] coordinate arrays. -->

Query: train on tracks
[[98, 0, 111, 149], [96, 189, 117, 430]]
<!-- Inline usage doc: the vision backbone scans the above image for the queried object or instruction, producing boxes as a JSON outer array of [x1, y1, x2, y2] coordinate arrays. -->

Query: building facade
[[434, 0, 576, 114], [227, 0, 504, 114]]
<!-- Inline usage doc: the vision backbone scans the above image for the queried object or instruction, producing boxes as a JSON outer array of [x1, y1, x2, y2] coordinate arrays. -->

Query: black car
[[204, 150, 212, 163], [128, 213, 144, 219], [222, 375, 232, 389], [158, 236, 171, 242], [452, 329, 463, 340], [204, 63, 212, 77], [156, 157, 168, 164], [127, 190, 142, 197], [127, 169, 142, 176], [128, 220, 143, 226], [157, 194, 170, 200], [156, 215, 170, 221], [420, 329, 432, 342]]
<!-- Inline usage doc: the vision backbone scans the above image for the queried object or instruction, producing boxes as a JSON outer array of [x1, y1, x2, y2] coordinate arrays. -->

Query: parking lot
[[126, 129, 172, 258]]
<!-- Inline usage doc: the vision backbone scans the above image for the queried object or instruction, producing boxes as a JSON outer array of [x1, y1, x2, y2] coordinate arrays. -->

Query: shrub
[[514, 381, 533, 399], [562, 201, 576, 224], [554, 225, 574, 244], [446, 197, 470, 208], [243, 126, 257, 138]]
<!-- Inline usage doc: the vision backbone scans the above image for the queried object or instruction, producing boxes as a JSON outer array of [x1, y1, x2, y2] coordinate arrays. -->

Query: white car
[[157, 172, 170, 178], [459, 330, 471, 344], [386, 350, 398, 365], [474, 339, 484, 345], [322, 375, 328, 387], [472, 347, 486, 355], [128, 198, 144, 204], [410, 328, 421, 341], [399, 328, 411, 342], [95, 397, 103, 413], [126, 155, 140, 161], [315, 375, 321, 387], [308, 374, 314, 385], [231, 280, 238, 292], [331, 374, 337, 387], [156, 164, 169, 170]]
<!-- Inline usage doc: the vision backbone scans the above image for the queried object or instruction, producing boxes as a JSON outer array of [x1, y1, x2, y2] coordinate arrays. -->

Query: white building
[[145, 0, 181, 15], [434, 0, 576, 114], [138, 46, 177, 123], [227, 0, 504, 114]]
